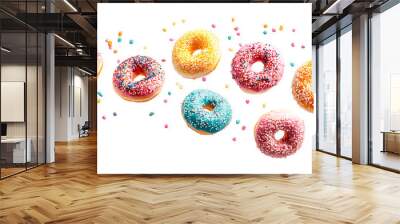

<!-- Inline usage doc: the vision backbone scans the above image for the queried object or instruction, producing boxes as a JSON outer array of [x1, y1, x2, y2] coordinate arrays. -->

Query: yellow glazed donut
[[172, 29, 220, 79], [292, 60, 314, 112]]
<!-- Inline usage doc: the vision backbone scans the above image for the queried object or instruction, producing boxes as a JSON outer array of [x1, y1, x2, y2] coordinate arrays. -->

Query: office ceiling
[[0, 0, 393, 74]]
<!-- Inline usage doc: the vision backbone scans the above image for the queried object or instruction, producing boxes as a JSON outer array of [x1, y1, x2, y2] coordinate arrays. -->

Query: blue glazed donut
[[182, 89, 232, 134]]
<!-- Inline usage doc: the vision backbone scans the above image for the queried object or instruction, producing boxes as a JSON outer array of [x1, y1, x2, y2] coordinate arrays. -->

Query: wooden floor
[[1, 135, 400, 224]]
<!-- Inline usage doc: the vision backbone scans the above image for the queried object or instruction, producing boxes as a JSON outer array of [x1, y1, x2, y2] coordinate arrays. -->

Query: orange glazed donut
[[97, 53, 103, 76], [292, 61, 313, 112], [172, 29, 220, 79]]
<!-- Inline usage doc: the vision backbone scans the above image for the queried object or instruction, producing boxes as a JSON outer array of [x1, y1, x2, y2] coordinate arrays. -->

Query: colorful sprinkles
[[182, 89, 232, 134], [112, 56, 165, 101], [231, 42, 284, 93]]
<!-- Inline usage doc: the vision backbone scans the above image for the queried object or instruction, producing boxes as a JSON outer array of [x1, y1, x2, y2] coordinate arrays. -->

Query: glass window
[[371, 3, 400, 171], [339, 28, 352, 158], [318, 36, 337, 154], [0, 1, 46, 179], [1, 30, 28, 178]]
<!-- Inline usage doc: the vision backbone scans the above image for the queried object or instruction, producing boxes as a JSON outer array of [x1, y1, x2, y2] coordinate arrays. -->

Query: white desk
[[1, 138, 31, 163]]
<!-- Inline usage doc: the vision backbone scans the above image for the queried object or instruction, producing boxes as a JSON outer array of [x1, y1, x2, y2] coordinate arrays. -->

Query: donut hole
[[251, 61, 264, 73], [191, 40, 207, 57], [130, 68, 147, 82], [192, 49, 205, 57], [274, 130, 286, 141], [203, 103, 216, 112]]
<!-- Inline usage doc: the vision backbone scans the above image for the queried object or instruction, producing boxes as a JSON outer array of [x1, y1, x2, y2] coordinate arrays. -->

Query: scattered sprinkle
[[97, 91, 103, 97], [228, 35, 232, 40], [236, 32, 240, 36], [231, 17, 235, 23], [211, 24, 216, 28], [162, 28, 167, 32], [113, 49, 118, 54], [292, 28, 296, 32], [181, 19, 186, 23], [232, 137, 237, 142], [149, 112, 155, 116], [97, 99, 101, 104], [301, 44, 305, 49], [164, 124, 169, 129], [102, 115, 106, 120], [113, 112, 117, 116], [228, 48, 234, 52], [262, 103, 267, 108], [291, 42, 295, 47], [245, 99, 250, 104], [263, 30, 267, 35], [168, 91, 172, 96], [234, 27, 239, 31], [163, 99, 168, 103], [176, 82, 184, 90], [169, 38, 174, 42], [290, 62, 295, 67], [235, 119, 240, 125], [117, 37, 122, 43], [129, 39, 134, 44], [143, 46, 147, 50], [272, 28, 276, 32], [161, 59, 166, 62], [107, 40, 112, 49], [263, 23, 268, 28], [279, 25, 284, 31], [242, 125, 246, 131], [118, 31, 123, 36], [202, 77, 207, 82], [172, 21, 176, 26], [225, 84, 229, 89]]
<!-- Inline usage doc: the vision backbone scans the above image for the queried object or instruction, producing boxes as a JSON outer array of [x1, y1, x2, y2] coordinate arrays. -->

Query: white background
[[97, 3, 313, 174]]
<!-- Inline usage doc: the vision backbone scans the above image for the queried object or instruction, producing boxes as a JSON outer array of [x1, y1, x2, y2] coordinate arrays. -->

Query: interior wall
[[88, 77, 97, 132], [1, 64, 40, 139], [55, 67, 89, 141]]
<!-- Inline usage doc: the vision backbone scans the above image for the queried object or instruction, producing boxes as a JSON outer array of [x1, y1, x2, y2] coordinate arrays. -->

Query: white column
[[352, 14, 369, 164], [45, 0, 55, 163], [46, 33, 55, 163]]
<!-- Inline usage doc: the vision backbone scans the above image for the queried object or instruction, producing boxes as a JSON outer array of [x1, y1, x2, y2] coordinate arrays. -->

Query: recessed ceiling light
[[1, 47, 11, 53], [63, 0, 78, 12], [54, 34, 75, 48], [78, 67, 93, 76]]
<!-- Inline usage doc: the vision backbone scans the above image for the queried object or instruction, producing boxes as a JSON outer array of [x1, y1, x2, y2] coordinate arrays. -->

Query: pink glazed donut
[[254, 111, 304, 158], [113, 55, 165, 102], [231, 42, 284, 93]]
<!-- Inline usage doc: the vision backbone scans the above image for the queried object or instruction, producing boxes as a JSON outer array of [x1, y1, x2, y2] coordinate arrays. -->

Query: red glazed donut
[[231, 42, 284, 93], [113, 56, 165, 102], [254, 111, 304, 158]]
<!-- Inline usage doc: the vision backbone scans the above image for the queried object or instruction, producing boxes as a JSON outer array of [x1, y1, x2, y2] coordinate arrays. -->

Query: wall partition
[[0, 1, 46, 179]]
